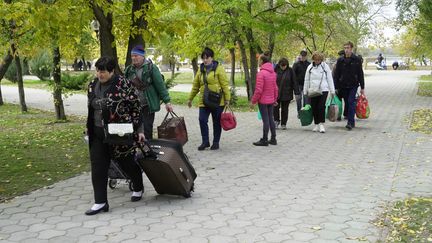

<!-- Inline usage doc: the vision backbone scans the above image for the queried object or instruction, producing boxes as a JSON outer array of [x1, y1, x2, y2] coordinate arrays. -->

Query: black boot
[[210, 143, 219, 150], [198, 142, 210, 151], [269, 137, 277, 145], [253, 138, 268, 146]]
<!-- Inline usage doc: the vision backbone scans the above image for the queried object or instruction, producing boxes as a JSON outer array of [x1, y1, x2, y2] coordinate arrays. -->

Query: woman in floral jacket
[[85, 56, 145, 215]]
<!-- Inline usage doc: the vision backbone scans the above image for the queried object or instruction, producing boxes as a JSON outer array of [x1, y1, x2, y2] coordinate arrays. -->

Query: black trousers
[[141, 106, 155, 140], [90, 127, 143, 204], [309, 92, 328, 125], [258, 104, 276, 140], [273, 100, 290, 125]]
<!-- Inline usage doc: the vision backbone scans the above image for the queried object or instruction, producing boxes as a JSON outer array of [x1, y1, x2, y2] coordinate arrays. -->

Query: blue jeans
[[258, 104, 276, 141], [199, 106, 224, 144], [339, 87, 358, 126]]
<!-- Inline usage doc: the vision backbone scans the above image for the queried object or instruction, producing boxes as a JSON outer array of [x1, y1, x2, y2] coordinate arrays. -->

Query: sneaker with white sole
[[319, 123, 325, 133], [312, 125, 319, 132]]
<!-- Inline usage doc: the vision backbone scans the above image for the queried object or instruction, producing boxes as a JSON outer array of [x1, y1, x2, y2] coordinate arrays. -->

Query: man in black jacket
[[334, 41, 366, 130], [293, 50, 311, 116]]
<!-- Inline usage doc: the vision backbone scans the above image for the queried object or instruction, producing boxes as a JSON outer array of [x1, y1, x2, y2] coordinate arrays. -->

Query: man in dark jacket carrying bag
[[333, 41, 366, 130], [293, 50, 311, 116]]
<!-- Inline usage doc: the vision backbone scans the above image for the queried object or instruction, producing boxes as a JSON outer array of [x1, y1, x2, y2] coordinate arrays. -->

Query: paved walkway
[[1, 70, 432, 242]]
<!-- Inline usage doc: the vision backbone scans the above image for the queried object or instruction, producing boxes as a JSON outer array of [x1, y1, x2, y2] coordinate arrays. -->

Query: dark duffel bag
[[157, 111, 188, 145], [137, 139, 196, 198]]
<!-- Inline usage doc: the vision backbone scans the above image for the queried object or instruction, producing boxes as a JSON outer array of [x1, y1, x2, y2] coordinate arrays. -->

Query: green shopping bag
[[257, 110, 262, 120], [325, 95, 342, 119], [299, 104, 313, 126]]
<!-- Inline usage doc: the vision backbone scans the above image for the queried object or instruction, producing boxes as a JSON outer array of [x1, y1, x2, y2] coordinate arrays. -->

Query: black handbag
[[202, 73, 221, 109], [103, 123, 135, 145]]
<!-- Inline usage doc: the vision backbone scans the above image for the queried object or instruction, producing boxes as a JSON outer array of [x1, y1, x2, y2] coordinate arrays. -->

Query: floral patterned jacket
[[86, 75, 142, 158]]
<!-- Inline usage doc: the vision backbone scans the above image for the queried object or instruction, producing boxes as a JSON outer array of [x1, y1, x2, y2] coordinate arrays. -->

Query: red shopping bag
[[356, 94, 370, 119], [220, 105, 237, 131]]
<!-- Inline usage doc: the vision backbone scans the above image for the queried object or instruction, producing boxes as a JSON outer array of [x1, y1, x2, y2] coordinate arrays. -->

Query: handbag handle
[[162, 111, 180, 123], [223, 104, 234, 114]]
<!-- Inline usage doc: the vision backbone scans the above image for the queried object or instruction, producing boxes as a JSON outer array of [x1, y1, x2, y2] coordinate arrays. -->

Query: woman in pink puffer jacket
[[251, 51, 278, 146]]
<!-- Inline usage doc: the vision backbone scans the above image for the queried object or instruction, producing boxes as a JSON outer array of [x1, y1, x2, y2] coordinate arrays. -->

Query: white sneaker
[[312, 125, 319, 132], [319, 123, 325, 133]]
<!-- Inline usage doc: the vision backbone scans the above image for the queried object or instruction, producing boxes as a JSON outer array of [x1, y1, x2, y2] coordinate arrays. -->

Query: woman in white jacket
[[303, 52, 335, 133]]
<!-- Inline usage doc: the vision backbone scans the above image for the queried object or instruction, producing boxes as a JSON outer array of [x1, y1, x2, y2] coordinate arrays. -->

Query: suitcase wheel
[[183, 192, 191, 198], [108, 179, 117, 189]]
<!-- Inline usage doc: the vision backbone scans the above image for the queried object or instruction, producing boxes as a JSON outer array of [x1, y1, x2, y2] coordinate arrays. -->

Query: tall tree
[[0, 51, 13, 106], [125, 0, 149, 67], [1, 0, 29, 112], [90, 0, 122, 74]]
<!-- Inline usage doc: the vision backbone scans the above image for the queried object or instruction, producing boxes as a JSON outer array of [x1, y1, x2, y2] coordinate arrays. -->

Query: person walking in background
[[251, 51, 278, 146], [85, 56, 145, 215], [333, 41, 365, 130], [303, 52, 335, 133], [187, 47, 231, 151], [124, 45, 173, 140], [333, 49, 348, 121], [293, 50, 311, 117], [273, 57, 300, 130]]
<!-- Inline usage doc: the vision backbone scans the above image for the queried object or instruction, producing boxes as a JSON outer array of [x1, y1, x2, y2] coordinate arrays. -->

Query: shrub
[[5, 61, 18, 82], [61, 72, 94, 90], [29, 51, 52, 81]]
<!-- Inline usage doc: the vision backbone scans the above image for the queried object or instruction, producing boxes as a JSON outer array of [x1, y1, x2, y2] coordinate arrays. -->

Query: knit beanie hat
[[131, 45, 145, 56]]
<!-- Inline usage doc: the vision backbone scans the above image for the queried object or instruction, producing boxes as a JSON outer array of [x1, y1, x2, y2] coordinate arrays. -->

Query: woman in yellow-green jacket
[[188, 47, 231, 151]]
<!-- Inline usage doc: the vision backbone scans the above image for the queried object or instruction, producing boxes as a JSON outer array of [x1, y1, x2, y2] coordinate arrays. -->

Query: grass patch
[[169, 91, 253, 112], [418, 75, 432, 97], [0, 103, 89, 202], [1, 79, 49, 89], [410, 109, 432, 134], [376, 198, 432, 242]]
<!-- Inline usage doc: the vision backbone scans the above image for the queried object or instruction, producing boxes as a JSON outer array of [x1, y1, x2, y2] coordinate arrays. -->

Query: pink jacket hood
[[252, 62, 278, 105]]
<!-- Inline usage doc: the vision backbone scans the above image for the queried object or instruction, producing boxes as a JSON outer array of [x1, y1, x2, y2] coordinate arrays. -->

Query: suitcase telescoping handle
[[138, 141, 163, 159]]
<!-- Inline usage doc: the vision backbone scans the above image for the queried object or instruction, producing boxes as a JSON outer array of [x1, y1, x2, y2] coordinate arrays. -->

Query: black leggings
[[309, 92, 328, 125], [90, 127, 143, 204], [258, 103, 276, 140]]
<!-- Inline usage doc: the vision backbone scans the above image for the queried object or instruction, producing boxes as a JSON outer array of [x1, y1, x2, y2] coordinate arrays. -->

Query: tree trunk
[[267, 0, 275, 59], [91, 0, 121, 74], [192, 57, 199, 77], [52, 47, 66, 120], [245, 2, 259, 94], [73, 58, 79, 71], [237, 39, 252, 100], [11, 44, 27, 112], [22, 57, 30, 75], [229, 47, 236, 88], [170, 53, 175, 79], [125, 0, 149, 67], [0, 50, 14, 106], [82, 56, 87, 71]]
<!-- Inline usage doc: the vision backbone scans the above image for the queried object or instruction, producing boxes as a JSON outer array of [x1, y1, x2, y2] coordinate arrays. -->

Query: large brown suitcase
[[137, 139, 196, 198]]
